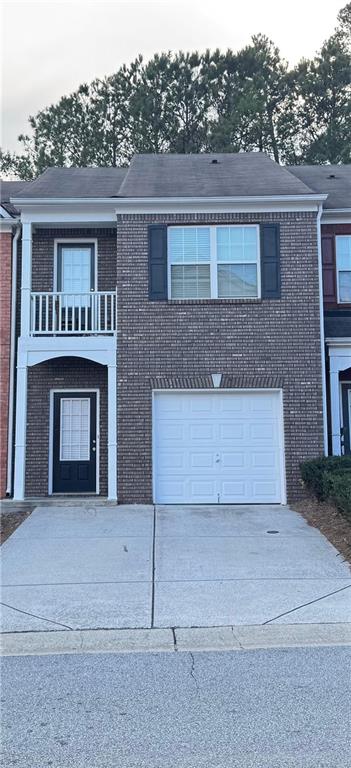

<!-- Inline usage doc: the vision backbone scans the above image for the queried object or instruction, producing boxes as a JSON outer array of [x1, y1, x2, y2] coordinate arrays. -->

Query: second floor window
[[336, 236, 351, 304], [168, 225, 260, 300]]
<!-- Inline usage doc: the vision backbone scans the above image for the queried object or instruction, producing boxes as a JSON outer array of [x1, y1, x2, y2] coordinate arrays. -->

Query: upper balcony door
[[57, 242, 95, 298], [56, 243, 95, 332]]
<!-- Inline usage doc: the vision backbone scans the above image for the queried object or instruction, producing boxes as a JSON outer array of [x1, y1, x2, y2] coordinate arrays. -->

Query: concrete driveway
[[1, 504, 350, 632]]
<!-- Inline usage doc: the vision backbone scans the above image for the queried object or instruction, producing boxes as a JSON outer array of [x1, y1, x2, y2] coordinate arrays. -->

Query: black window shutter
[[148, 225, 168, 300], [260, 223, 281, 299]]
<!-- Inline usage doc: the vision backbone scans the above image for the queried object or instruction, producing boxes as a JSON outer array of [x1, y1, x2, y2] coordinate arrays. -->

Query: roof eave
[[11, 193, 328, 206]]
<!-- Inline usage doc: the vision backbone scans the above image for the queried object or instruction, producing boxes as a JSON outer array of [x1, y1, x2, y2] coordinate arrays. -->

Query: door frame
[[151, 388, 287, 505], [49, 388, 100, 495], [53, 239, 98, 292]]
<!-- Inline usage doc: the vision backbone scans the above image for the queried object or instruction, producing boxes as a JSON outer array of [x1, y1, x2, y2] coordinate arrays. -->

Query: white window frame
[[54, 239, 98, 293], [336, 235, 351, 305], [167, 224, 261, 300]]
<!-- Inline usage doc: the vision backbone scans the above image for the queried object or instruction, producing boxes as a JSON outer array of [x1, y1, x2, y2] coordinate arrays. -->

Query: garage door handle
[[215, 455, 220, 463]]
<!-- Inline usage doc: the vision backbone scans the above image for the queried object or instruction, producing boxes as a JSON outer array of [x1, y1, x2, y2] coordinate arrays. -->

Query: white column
[[107, 356, 117, 501], [21, 222, 32, 337], [330, 369, 341, 456], [13, 345, 28, 500]]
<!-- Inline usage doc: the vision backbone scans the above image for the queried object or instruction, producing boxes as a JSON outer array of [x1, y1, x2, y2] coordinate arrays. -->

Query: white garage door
[[153, 391, 285, 504]]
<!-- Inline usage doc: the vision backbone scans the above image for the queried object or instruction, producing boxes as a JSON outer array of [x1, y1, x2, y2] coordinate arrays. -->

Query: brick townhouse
[[0, 153, 350, 505]]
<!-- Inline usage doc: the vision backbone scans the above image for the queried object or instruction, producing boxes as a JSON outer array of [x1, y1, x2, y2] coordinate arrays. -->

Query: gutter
[[6, 224, 21, 496], [10, 194, 328, 206], [317, 204, 328, 455]]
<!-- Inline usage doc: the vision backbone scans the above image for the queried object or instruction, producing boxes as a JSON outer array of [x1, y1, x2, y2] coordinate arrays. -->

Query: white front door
[[153, 391, 284, 504]]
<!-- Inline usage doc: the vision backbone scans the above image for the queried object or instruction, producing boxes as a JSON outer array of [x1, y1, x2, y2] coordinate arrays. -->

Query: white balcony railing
[[30, 291, 117, 335]]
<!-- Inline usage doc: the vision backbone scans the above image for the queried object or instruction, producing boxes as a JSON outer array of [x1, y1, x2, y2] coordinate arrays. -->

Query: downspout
[[316, 204, 328, 455], [6, 223, 21, 496]]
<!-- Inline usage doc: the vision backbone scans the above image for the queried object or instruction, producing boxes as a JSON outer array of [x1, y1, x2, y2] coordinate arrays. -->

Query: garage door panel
[[190, 452, 217, 469], [251, 451, 277, 468], [219, 422, 245, 440], [154, 392, 284, 504], [190, 423, 215, 440], [221, 452, 245, 468], [190, 395, 215, 414]]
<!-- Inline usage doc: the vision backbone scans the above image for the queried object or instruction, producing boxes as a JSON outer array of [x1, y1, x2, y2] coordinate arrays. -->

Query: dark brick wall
[[116, 211, 324, 503], [25, 357, 107, 497], [31, 228, 117, 292]]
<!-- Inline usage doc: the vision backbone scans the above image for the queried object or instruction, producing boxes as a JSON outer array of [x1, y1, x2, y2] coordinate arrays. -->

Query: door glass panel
[[60, 398, 90, 461], [60, 246, 93, 308]]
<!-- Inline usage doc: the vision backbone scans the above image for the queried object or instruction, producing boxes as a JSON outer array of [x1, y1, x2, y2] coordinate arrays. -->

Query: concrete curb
[[1, 623, 351, 657]]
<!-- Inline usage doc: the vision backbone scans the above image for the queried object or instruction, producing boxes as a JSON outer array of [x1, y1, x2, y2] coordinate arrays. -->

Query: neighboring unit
[[289, 165, 351, 456], [1, 153, 349, 504]]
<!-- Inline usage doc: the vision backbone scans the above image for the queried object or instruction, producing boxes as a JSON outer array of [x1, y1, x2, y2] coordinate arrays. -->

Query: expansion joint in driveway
[[263, 583, 351, 625], [150, 504, 157, 628]]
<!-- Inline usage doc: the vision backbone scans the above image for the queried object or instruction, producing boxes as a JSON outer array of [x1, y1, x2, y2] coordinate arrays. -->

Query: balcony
[[30, 291, 117, 335]]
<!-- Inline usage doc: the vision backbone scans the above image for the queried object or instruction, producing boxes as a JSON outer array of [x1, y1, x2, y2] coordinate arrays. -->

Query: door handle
[[92, 447, 96, 452]]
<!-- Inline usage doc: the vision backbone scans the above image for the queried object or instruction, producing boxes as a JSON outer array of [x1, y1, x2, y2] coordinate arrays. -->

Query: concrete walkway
[[1, 504, 350, 633]]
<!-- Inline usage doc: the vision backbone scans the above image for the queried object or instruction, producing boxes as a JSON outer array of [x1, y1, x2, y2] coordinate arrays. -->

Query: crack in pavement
[[189, 651, 200, 694], [262, 583, 351, 625], [171, 627, 178, 651], [231, 625, 245, 649], [0, 601, 73, 630]]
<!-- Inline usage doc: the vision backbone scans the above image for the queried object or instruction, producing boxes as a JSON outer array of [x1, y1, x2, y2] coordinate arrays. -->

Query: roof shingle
[[287, 165, 351, 210], [118, 152, 314, 198], [10, 167, 127, 200]]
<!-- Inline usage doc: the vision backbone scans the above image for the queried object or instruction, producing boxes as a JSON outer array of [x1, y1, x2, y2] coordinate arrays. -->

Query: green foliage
[[328, 472, 351, 521], [300, 456, 351, 501], [1, 3, 350, 178]]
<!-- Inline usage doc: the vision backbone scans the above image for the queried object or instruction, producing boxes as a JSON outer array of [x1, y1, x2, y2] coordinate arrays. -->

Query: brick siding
[[31, 228, 117, 292], [116, 211, 324, 503], [25, 357, 107, 497], [0, 232, 12, 497]]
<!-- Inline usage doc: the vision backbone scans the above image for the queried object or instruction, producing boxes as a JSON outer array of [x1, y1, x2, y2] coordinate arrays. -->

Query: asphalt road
[[1, 646, 351, 768]]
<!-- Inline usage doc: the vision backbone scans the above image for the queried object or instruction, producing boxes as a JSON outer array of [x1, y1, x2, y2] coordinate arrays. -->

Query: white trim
[[13, 352, 28, 500], [53, 238, 98, 292], [316, 204, 328, 454], [0, 210, 19, 225], [327, 344, 351, 454], [6, 225, 21, 496], [13, 196, 327, 224], [326, 338, 351, 347], [151, 387, 287, 505], [167, 223, 260, 300], [107, 358, 117, 501], [12, 194, 328, 206], [17, 334, 116, 367], [20, 222, 32, 337], [48, 388, 100, 496]]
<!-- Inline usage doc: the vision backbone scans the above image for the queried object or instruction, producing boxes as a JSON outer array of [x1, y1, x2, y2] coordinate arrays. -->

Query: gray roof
[[0, 180, 31, 216], [118, 152, 314, 198], [325, 315, 351, 339], [287, 165, 351, 210], [11, 167, 127, 200]]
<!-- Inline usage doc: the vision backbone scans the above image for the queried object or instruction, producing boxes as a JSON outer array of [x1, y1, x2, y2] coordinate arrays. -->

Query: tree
[[1, 3, 350, 178], [209, 37, 295, 162], [289, 6, 351, 164]]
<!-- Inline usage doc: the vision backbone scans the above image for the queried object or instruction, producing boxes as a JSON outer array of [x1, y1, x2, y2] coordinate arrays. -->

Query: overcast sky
[[1, 0, 343, 152]]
